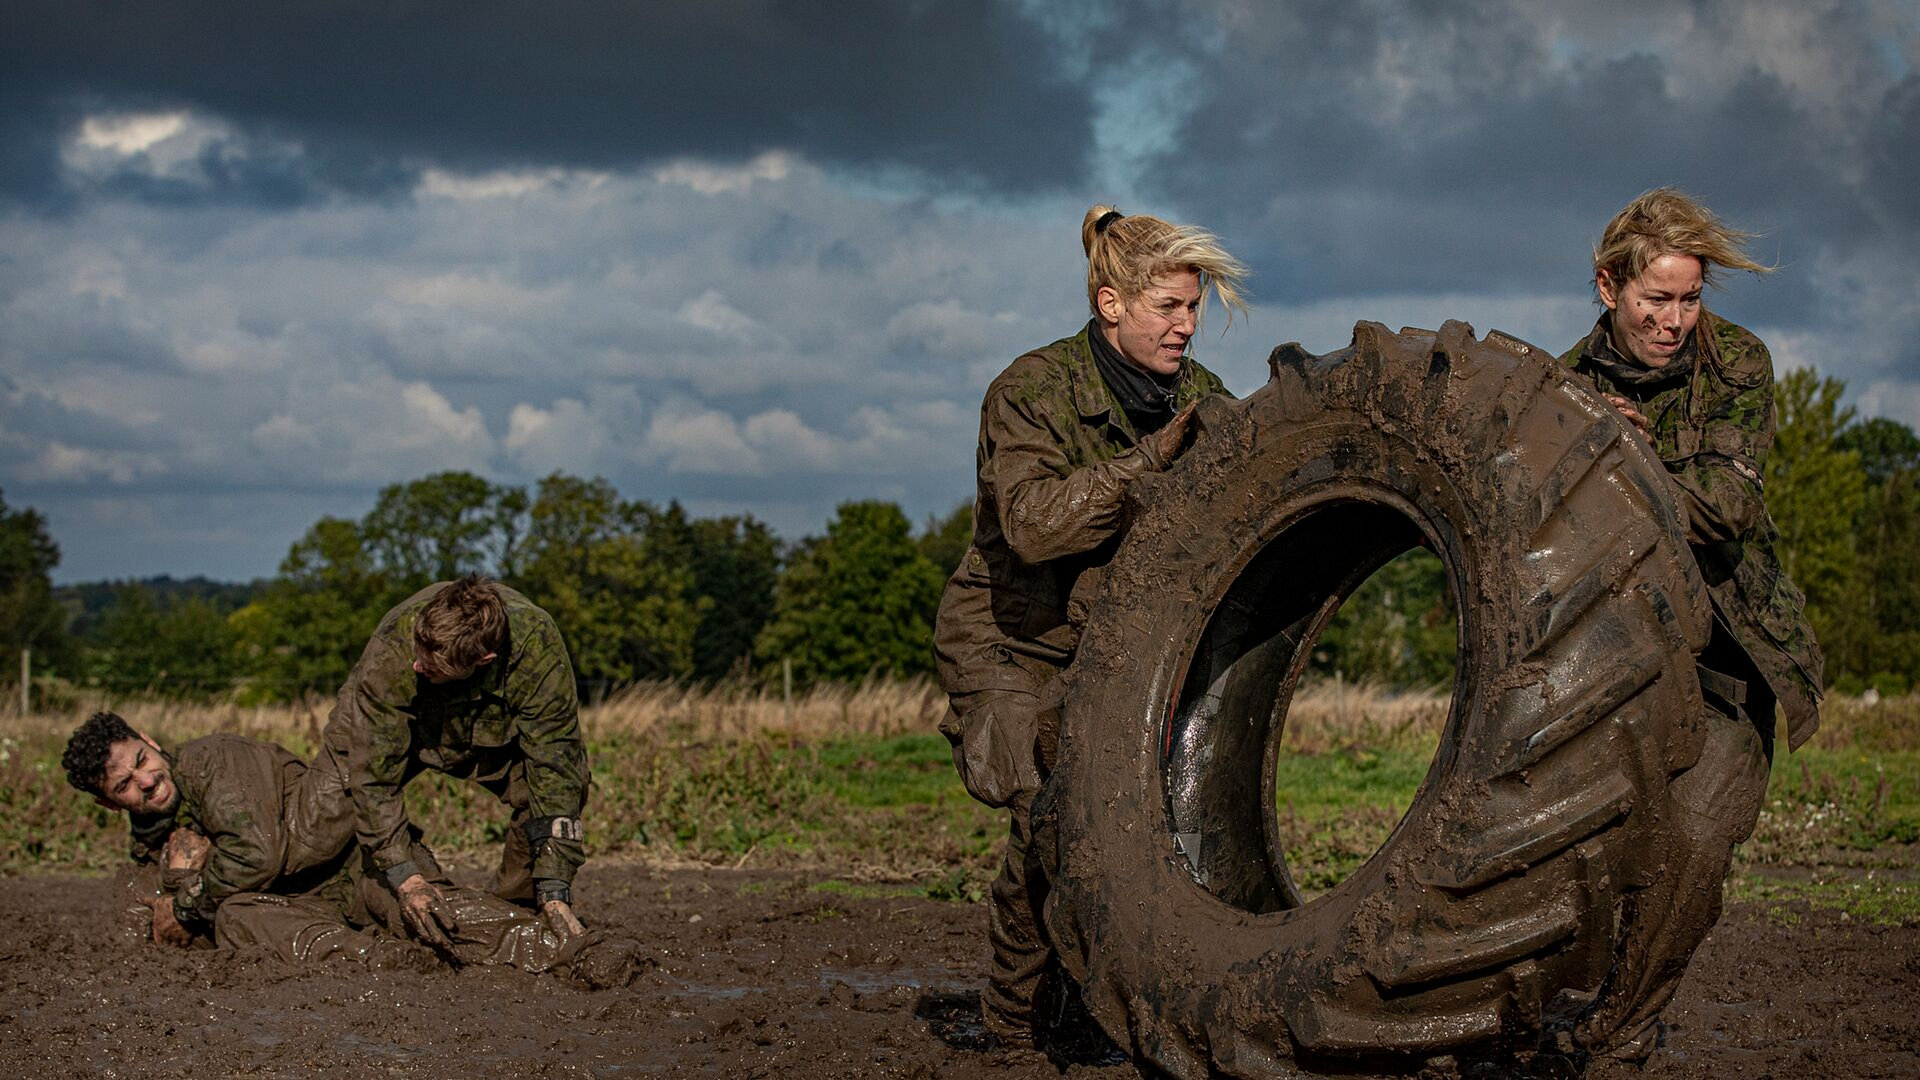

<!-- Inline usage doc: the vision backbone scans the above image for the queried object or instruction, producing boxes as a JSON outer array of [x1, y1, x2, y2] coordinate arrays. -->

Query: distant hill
[[56, 575, 264, 638]]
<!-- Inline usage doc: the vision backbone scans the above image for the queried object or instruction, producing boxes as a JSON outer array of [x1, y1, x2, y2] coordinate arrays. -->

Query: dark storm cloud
[[1099, 0, 1911, 322], [0, 0, 1095, 206]]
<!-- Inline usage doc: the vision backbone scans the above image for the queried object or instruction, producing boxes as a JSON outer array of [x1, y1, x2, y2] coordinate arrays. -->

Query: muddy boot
[[1033, 969, 1127, 1068], [364, 935, 447, 973], [914, 989, 1002, 1052], [563, 932, 649, 990]]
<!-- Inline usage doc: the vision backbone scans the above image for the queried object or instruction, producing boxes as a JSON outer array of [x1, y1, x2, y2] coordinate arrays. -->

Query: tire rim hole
[[1161, 498, 1459, 914]]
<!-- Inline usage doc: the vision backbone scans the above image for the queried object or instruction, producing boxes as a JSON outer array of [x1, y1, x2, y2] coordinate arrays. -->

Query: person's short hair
[[63, 711, 142, 795], [1593, 187, 1771, 292], [1082, 204, 1250, 330], [413, 574, 508, 673]]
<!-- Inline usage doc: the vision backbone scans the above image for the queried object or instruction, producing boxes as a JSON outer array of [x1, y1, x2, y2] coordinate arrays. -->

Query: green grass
[[1727, 872, 1920, 927], [6, 709, 1914, 922]]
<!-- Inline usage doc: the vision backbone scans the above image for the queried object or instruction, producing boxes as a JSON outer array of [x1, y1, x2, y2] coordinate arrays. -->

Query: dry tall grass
[[1, 677, 953, 746], [4, 677, 1905, 752]]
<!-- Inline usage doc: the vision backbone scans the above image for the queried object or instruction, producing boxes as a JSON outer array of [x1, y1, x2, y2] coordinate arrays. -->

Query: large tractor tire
[[1039, 321, 1718, 1076]]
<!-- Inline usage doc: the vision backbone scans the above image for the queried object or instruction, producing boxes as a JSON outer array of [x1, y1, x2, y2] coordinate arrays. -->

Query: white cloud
[[653, 151, 792, 195], [15, 441, 166, 485], [643, 405, 762, 474], [416, 167, 610, 200], [676, 289, 771, 345], [392, 271, 570, 315], [75, 112, 187, 155]]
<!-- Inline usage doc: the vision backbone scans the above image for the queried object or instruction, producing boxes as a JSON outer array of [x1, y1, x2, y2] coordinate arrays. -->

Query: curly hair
[[62, 710, 141, 794], [1081, 204, 1250, 332], [414, 573, 509, 674]]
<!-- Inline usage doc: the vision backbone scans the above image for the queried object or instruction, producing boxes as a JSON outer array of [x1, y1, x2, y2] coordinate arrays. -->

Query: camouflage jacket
[[325, 581, 588, 887], [933, 323, 1230, 694], [136, 734, 354, 927], [1561, 311, 1824, 748]]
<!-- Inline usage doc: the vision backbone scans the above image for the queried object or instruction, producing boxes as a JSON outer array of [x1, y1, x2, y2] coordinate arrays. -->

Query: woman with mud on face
[[1559, 188, 1824, 1057], [930, 205, 1248, 1050]]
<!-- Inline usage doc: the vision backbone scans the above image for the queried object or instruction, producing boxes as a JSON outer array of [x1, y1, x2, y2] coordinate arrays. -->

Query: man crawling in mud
[[61, 710, 639, 987], [317, 574, 592, 947]]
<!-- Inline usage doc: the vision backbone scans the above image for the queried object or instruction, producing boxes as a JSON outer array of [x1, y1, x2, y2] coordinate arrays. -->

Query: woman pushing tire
[[1039, 318, 1726, 1076]]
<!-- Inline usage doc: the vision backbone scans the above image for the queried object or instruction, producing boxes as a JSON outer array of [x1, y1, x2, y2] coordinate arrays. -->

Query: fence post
[[18, 647, 28, 716], [783, 657, 793, 727]]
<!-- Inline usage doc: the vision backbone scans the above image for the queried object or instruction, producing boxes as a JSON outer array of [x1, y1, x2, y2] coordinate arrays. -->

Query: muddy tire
[[1039, 321, 1717, 1076]]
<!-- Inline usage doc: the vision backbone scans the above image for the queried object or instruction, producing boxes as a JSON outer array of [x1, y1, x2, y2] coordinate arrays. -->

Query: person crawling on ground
[[316, 574, 591, 947], [61, 710, 641, 988]]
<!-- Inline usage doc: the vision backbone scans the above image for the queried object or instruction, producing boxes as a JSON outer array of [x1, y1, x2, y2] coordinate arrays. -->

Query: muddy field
[[0, 863, 1912, 1079]]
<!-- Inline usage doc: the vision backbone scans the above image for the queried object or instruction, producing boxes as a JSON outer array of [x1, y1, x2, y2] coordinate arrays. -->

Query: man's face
[[99, 736, 177, 815], [1099, 269, 1203, 376], [1599, 252, 1704, 369]]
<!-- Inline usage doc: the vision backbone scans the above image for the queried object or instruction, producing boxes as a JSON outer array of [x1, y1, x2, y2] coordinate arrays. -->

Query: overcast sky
[[3, 0, 1916, 583]]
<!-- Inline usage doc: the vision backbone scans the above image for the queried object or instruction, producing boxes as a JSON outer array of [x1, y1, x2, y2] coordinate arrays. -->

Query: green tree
[[755, 500, 945, 683], [0, 488, 64, 669], [81, 585, 238, 695], [1311, 548, 1457, 689], [646, 502, 782, 682], [1769, 369, 1870, 678], [233, 516, 395, 697], [1835, 416, 1920, 689], [516, 475, 700, 688], [362, 471, 527, 587], [917, 499, 974, 578]]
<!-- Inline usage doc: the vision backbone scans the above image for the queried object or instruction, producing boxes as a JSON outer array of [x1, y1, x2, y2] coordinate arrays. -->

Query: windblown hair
[[1082, 205, 1249, 330], [1593, 187, 1772, 292], [62, 710, 141, 794], [414, 573, 509, 673]]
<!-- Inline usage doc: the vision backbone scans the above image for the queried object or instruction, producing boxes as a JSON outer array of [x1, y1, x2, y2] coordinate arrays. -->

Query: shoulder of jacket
[[1708, 315, 1772, 388], [986, 335, 1085, 403]]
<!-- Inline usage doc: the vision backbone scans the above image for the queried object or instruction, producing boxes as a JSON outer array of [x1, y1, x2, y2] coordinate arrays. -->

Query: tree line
[[3, 366, 1916, 700]]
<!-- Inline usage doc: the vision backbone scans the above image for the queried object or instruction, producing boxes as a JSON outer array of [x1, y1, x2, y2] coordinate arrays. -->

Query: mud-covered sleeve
[[1668, 364, 1772, 547], [341, 638, 422, 879], [982, 383, 1156, 565], [167, 741, 290, 926], [514, 618, 589, 886]]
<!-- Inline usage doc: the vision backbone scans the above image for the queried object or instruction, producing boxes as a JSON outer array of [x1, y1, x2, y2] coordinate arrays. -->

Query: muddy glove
[[1141, 403, 1198, 470], [396, 873, 459, 949], [164, 828, 211, 871], [144, 895, 193, 948]]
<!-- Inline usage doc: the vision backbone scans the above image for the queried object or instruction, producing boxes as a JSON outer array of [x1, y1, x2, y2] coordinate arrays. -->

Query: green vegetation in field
[[1727, 872, 1920, 927], [7, 688, 1915, 919]]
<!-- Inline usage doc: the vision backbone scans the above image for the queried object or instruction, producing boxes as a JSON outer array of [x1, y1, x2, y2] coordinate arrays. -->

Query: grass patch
[[6, 686, 1915, 919], [1728, 871, 1920, 927]]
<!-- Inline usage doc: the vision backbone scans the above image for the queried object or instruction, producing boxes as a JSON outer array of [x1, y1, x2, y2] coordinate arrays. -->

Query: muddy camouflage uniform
[[128, 733, 631, 982], [1560, 310, 1824, 1050], [321, 581, 588, 905], [933, 322, 1227, 1033]]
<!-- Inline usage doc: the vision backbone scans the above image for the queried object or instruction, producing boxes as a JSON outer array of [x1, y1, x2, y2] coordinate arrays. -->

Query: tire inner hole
[[1161, 499, 1459, 914]]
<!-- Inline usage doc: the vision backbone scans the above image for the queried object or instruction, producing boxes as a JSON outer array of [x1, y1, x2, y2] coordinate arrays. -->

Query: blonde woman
[[1561, 188, 1823, 1054], [932, 205, 1248, 1046]]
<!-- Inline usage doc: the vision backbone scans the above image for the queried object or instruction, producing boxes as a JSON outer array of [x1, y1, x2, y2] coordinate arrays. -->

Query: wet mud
[[0, 863, 1910, 1078]]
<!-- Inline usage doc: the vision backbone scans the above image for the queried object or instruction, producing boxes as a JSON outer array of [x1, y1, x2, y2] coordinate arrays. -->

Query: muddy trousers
[[1579, 697, 1770, 1053], [983, 794, 1054, 1035]]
